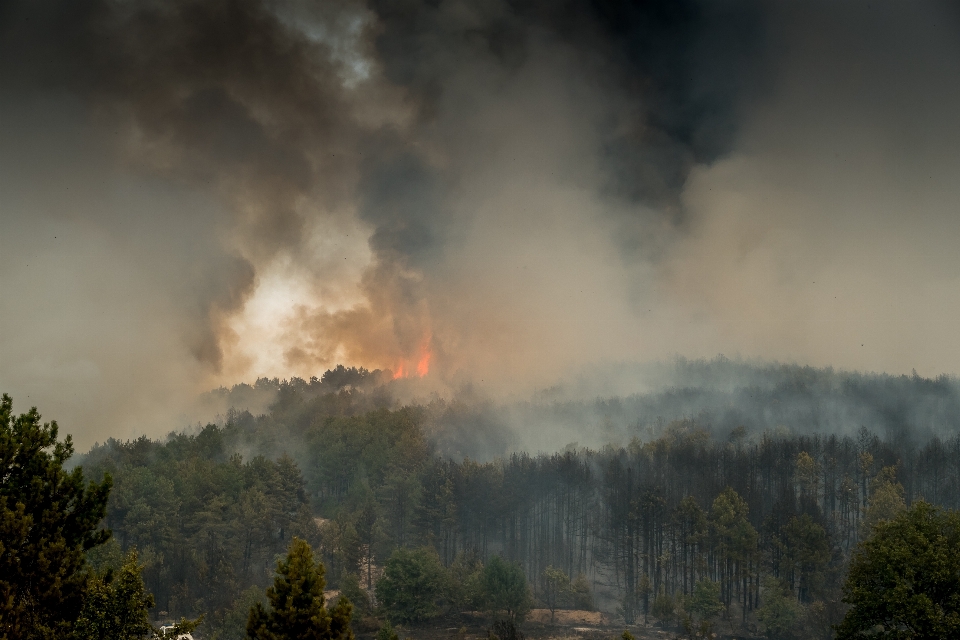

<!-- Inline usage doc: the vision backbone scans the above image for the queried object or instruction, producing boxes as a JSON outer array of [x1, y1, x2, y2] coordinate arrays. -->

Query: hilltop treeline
[[78, 364, 960, 639], [199, 358, 960, 456]]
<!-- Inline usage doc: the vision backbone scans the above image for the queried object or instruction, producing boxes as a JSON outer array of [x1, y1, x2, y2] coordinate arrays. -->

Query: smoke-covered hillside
[[191, 358, 960, 460]]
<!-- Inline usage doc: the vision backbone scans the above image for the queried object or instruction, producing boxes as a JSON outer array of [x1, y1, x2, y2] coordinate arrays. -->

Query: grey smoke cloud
[[664, 1, 960, 374], [2, 0, 960, 446]]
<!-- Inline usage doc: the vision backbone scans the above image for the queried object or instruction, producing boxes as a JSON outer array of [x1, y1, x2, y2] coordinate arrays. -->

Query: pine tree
[[376, 547, 447, 624], [0, 394, 112, 639], [73, 549, 155, 640], [247, 537, 354, 640], [836, 501, 960, 639]]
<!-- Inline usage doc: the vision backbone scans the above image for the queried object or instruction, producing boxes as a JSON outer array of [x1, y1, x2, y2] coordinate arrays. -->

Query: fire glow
[[392, 335, 433, 379]]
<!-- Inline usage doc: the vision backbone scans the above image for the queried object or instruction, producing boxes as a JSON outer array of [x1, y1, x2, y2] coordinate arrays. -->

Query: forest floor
[[359, 610, 708, 640]]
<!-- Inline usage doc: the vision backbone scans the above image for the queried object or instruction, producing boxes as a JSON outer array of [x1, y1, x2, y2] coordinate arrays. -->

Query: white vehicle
[[158, 625, 195, 640]]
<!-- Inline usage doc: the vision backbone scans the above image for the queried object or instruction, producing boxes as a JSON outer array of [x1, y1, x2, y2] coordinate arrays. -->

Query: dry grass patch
[[527, 610, 608, 626]]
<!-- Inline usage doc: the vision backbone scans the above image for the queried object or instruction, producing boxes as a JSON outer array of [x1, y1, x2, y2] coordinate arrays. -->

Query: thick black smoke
[[361, 0, 767, 254]]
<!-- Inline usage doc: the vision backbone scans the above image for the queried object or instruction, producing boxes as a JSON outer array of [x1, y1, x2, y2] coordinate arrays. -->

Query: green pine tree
[[73, 549, 155, 640], [376, 547, 448, 624], [375, 621, 399, 640], [0, 393, 112, 639], [836, 501, 960, 639], [246, 537, 354, 640]]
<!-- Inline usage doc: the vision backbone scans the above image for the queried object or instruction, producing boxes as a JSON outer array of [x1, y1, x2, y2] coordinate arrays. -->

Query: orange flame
[[392, 334, 432, 379], [416, 347, 432, 377]]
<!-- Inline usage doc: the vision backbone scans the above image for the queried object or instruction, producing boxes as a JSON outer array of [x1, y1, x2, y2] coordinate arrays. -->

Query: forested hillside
[[77, 362, 960, 639], [198, 359, 960, 457]]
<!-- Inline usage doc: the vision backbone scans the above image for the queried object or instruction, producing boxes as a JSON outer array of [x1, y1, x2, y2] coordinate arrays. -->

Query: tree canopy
[[73, 549, 154, 640], [478, 556, 531, 623], [836, 501, 960, 639], [375, 547, 447, 624], [247, 537, 353, 640], [0, 394, 112, 639]]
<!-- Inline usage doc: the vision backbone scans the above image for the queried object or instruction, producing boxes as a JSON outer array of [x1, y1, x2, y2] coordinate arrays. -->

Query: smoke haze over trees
[[197, 358, 960, 457], [4, 1, 960, 445], [56, 360, 960, 637]]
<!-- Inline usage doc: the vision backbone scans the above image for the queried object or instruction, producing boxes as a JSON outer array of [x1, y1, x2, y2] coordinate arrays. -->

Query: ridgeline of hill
[[196, 358, 960, 458]]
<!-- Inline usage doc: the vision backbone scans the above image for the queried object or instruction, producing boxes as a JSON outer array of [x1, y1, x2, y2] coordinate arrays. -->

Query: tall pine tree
[[0, 393, 112, 639], [247, 537, 353, 640], [73, 549, 154, 640]]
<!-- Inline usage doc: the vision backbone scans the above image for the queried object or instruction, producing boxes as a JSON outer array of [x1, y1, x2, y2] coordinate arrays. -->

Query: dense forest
[[71, 360, 960, 639]]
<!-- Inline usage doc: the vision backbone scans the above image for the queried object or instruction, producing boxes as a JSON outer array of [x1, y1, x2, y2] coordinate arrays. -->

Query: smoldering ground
[[3, 0, 960, 447]]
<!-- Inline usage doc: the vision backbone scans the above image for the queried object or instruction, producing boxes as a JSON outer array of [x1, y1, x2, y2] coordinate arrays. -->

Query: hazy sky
[[2, 0, 960, 446]]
